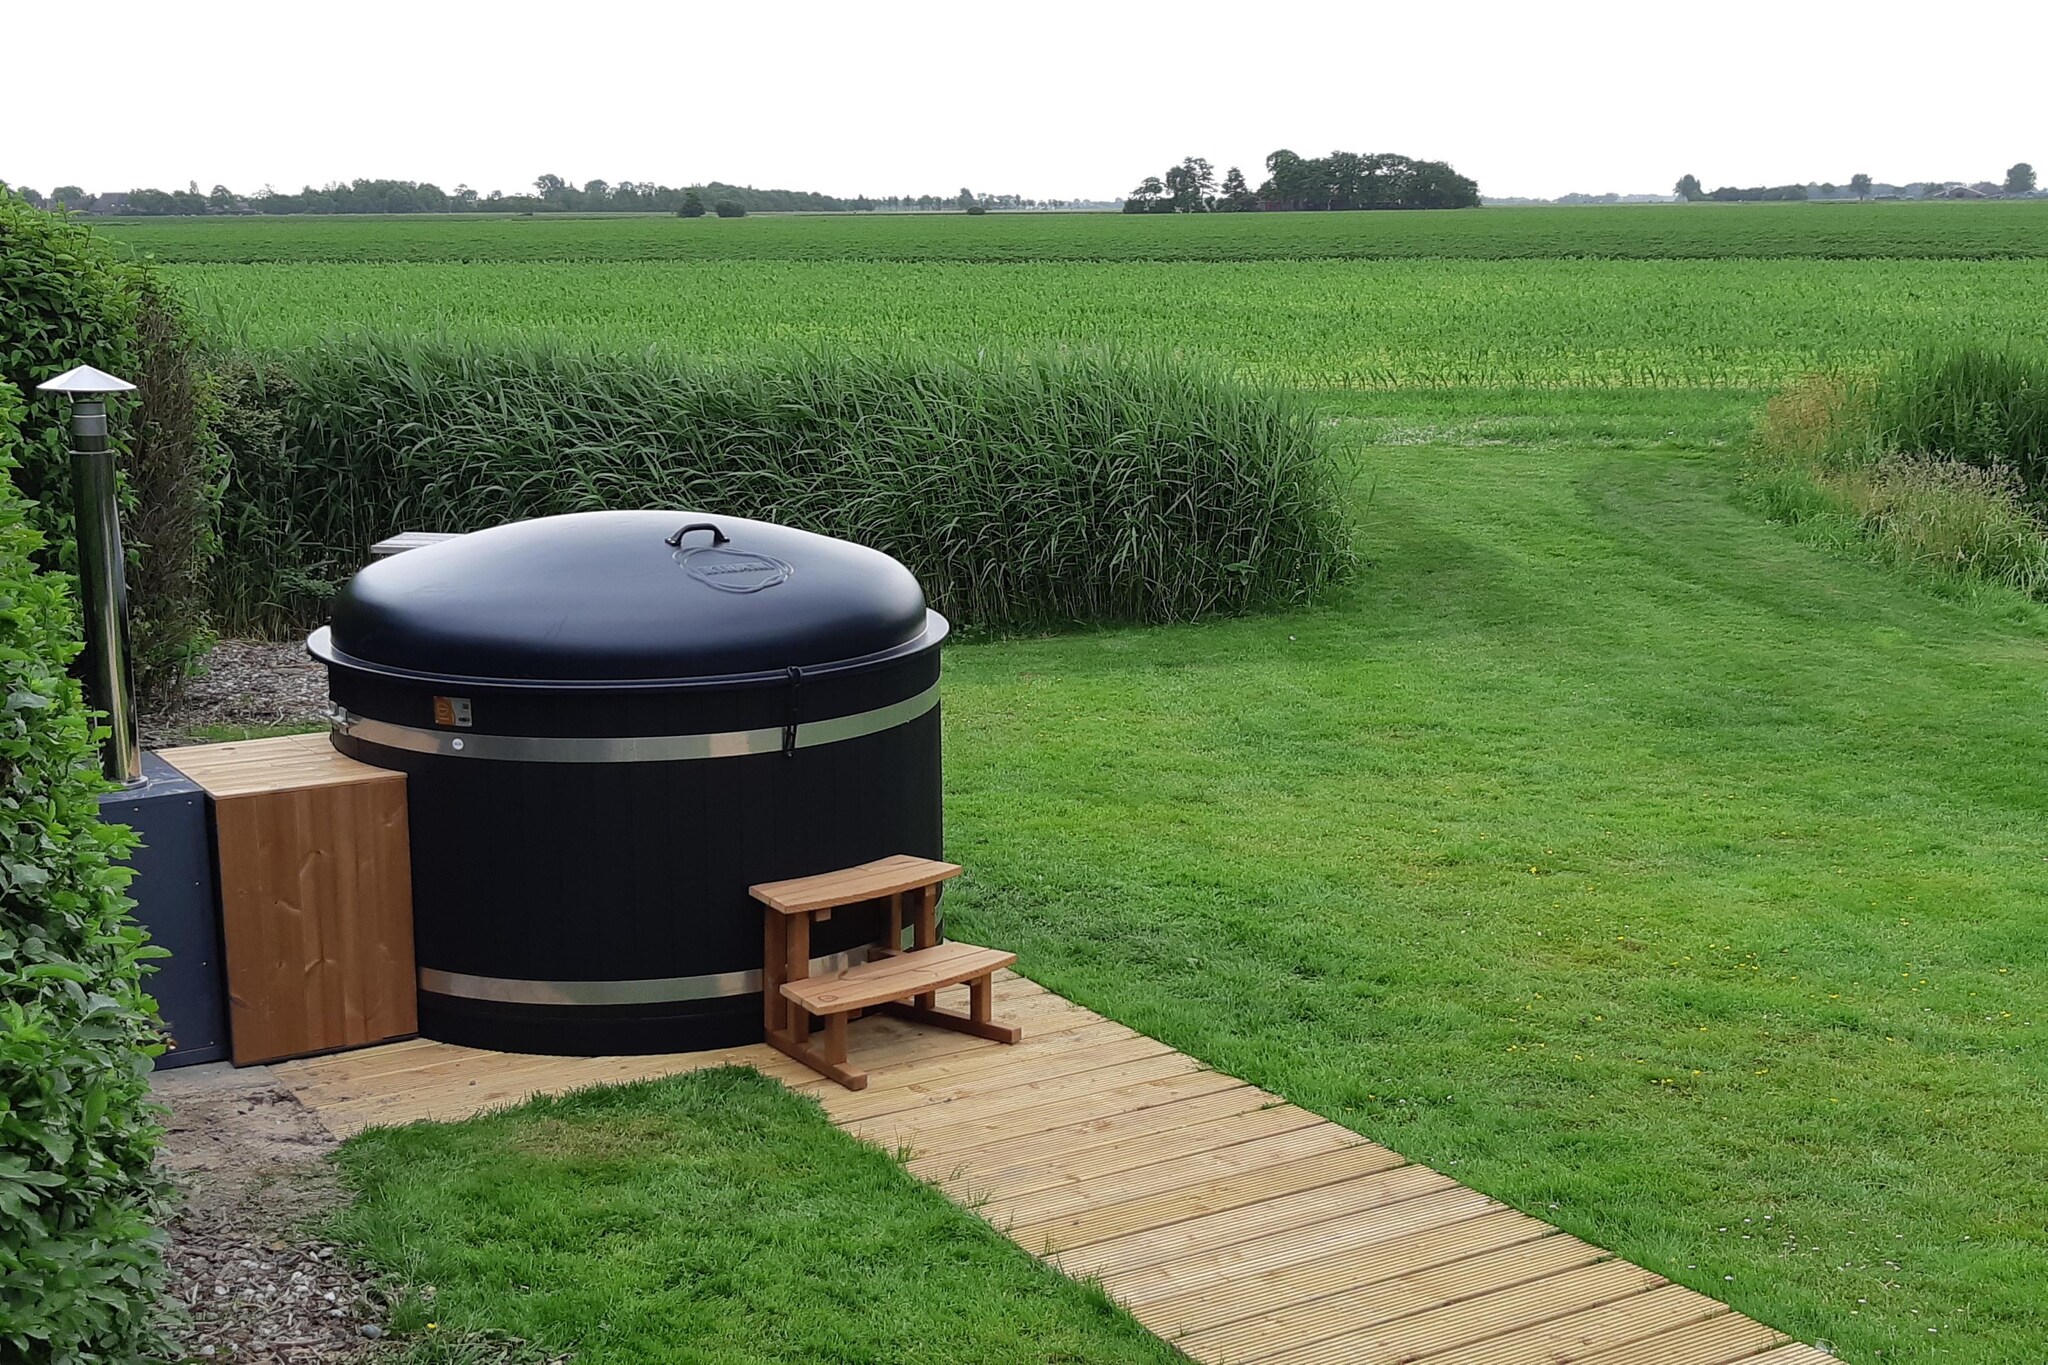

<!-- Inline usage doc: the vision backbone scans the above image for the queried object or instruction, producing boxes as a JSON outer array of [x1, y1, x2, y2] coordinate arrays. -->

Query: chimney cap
[[36, 364, 136, 396]]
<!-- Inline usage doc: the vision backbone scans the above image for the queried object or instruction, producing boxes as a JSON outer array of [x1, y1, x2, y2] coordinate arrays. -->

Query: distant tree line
[[1125, 150, 1480, 214], [1674, 164, 2038, 202], [12, 176, 1077, 217]]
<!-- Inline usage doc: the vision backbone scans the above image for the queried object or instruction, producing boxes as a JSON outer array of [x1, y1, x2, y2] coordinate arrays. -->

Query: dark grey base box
[[101, 752, 226, 1069]]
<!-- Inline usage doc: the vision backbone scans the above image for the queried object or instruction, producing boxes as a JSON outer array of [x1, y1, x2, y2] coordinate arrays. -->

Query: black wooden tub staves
[[309, 511, 946, 1055]]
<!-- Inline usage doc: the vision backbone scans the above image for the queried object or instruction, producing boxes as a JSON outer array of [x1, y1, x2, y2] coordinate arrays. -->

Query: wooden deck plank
[[986, 1121, 1367, 1228], [1726, 1347, 1840, 1365], [1004, 1142, 1408, 1252], [1101, 1189, 1511, 1311], [1051, 1163, 1461, 1279], [282, 1042, 669, 1105], [1401, 1281, 1733, 1365], [309, 1046, 806, 1135], [1255, 1263, 1670, 1365], [1133, 1215, 1568, 1338], [944, 1101, 1333, 1206], [803, 1014, 1135, 1090], [1570, 1314, 1789, 1365], [843, 1067, 1241, 1158], [771, 994, 1111, 1085], [1181, 1234, 1609, 1359], [287, 985, 1089, 1111], [830, 1050, 1211, 1137], [267, 974, 1824, 1363], [823, 1029, 1175, 1120]]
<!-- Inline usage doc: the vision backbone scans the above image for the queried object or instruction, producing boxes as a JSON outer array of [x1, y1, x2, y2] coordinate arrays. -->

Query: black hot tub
[[309, 510, 946, 1055]]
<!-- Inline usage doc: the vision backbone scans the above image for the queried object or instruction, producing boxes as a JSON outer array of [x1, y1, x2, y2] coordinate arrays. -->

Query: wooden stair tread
[[782, 941, 1016, 1014], [751, 854, 962, 914]]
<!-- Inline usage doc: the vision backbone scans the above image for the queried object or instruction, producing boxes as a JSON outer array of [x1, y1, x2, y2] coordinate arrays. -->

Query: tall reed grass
[[1866, 346, 2048, 498], [1745, 344, 2048, 598], [212, 337, 1353, 636]]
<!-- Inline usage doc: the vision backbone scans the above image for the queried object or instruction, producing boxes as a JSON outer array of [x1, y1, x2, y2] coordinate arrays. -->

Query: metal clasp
[[783, 666, 802, 757]]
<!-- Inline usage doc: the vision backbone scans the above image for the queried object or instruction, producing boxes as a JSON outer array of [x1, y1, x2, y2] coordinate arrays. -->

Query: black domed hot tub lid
[[313, 509, 943, 689], [309, 510, 950, 1056]]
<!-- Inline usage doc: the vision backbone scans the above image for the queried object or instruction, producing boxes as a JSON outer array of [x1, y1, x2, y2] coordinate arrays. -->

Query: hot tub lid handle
[[664, 522, 730, 548]]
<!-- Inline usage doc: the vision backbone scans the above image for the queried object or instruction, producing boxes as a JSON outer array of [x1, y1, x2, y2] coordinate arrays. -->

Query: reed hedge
[[0, 190, 224, 704], [212, 337, 1353, 636]]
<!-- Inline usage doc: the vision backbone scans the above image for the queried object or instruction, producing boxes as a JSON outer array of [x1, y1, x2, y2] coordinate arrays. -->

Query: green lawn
[[332, 1068, 1184, 1365], [934, 413, 2047, 1364]]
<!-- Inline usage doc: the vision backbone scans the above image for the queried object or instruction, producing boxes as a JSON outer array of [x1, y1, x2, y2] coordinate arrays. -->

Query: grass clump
[[213, 336, 1351, 637], [1743, 347, 2048, 596], [329, 1067, 1183, 1365]]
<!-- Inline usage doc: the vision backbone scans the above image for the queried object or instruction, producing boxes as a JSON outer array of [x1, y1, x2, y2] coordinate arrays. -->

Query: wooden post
[[762, 911, 787, 1034], [786, 912, 811, 1047], [823, 1009, 848, 1065], [913, 884, 939, 1009]]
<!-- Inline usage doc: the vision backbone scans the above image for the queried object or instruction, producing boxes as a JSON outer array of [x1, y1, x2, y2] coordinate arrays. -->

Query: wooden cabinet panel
[[161, 735, 416, 1065]]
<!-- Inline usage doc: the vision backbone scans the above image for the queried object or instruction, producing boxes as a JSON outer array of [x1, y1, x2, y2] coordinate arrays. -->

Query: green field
[[168, 206, 2047, 1364], [179, 257, 2048, 395], [101, 199, 2048, 263]]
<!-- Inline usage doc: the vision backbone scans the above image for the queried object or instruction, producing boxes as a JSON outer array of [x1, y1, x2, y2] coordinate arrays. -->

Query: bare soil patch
[[153, 1067, 392, 1363]]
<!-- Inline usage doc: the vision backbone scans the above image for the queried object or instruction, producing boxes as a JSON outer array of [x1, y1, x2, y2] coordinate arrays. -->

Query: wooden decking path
[[275, 974, 1835, 1365]]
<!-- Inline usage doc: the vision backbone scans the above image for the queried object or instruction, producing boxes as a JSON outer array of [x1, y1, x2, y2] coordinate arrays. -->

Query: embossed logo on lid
[[675, 546, 794, 594]]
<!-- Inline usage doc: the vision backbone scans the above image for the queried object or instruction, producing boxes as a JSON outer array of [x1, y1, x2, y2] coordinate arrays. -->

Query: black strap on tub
[[783, 666, 802, 758]]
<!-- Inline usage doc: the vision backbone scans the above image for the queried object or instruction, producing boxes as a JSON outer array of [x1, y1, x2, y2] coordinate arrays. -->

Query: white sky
[[8, 0, 2044, 202]]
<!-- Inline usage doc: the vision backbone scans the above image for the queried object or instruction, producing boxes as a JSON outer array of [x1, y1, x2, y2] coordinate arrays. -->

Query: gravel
[[144, 639, 329, 749]]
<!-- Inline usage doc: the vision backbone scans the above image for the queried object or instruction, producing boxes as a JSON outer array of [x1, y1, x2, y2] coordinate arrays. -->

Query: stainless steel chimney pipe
[[36, 365, 142, 786]]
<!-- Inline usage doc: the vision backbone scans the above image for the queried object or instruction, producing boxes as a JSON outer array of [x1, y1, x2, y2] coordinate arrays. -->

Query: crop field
[[102, 198, 2048, 263], [178, 258, 2048, 396]]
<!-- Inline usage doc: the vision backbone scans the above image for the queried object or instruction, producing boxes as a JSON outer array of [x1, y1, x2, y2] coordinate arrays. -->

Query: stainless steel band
[[332, 682, 938, 763], [422, 947, 870, 1007]]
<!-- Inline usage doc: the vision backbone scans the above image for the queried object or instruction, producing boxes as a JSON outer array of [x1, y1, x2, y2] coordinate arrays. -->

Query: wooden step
[[782, 941, 1016, 1015], [751, 853, 961, 914]]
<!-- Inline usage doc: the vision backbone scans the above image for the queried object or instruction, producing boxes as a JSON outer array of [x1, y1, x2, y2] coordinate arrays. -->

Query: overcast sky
[[10, 0, 2043, 202]]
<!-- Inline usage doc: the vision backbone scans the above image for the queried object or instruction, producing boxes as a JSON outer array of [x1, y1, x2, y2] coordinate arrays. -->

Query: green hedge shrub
[[0, 380, 170, 1364], [0, 189, 224, 704], [211, 337, 1354, 635]]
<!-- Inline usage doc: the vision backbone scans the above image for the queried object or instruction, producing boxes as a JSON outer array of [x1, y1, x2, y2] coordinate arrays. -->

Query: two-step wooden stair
[[752, 854, 1019, 1089]]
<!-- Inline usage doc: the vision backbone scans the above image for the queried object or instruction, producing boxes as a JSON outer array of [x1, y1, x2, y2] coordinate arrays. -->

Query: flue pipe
[[35, 364, 142, 786]]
